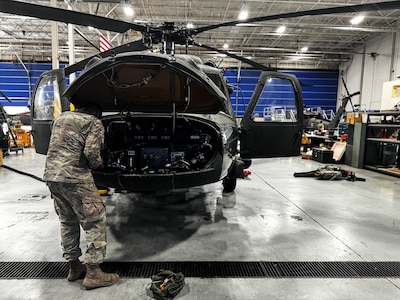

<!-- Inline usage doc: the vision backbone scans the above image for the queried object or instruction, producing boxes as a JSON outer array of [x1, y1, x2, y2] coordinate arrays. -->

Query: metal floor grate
[[1, 261, 400, 279]]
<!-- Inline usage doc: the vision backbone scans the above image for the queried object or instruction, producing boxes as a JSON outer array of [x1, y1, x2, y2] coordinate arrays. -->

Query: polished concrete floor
[[1, 148, 400, 299]]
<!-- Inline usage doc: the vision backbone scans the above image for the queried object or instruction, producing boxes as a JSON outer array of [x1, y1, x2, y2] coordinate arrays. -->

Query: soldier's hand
[[98, 158, 104, 169]]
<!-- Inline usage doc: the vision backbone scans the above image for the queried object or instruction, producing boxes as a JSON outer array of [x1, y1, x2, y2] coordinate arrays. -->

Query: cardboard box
[[312, 148, 333, 163], [11, 128, 32, 147], [346, 112, 362, 125]]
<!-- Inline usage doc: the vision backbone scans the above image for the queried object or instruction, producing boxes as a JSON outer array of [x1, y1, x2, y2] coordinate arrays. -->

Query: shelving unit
[[363, 111, 400, 177]]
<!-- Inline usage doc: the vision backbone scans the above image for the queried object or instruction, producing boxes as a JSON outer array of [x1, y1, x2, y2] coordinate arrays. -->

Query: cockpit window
[[33, 73, 62, 120], [251, 77, 298, 123], [206, 73, 225, 93], [204, 71, 231, 114]]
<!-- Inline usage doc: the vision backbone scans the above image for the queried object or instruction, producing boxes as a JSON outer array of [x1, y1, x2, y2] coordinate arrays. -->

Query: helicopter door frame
[[31, 69, 68, 154], [240, 71, 304, 159]]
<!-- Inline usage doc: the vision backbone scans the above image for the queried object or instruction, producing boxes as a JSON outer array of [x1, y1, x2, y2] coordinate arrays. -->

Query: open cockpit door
[[240, 72, 304, 159], [31, 69, 68, 154]]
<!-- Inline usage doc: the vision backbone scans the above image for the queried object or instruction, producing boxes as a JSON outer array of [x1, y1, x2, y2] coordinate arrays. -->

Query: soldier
[[44, 103, 119, 290]]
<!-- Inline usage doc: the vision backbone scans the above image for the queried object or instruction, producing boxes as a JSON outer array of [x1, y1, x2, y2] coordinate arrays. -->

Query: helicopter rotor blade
[[74, 28, 100, 51], [0, 0, 147, 33], [193, 1, 400, 35], [192, 41, 312, 86], [193, 41, 276, 71]]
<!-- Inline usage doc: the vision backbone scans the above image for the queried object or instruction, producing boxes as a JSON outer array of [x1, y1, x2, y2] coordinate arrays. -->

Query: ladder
[[0, 102, 24, 154]]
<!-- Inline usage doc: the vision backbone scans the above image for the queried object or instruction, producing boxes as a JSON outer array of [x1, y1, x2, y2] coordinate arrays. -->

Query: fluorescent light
[[350, 15, 365, 25], [276, 25, 286, 34], [212, 54, 227, 58], [326, 26, 385, 32], [223, 43, 229, 49], [133, 19, 150, 24]]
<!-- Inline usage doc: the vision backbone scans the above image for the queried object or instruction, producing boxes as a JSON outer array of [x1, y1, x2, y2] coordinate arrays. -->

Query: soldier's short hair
[[77, 103, 102, 119]]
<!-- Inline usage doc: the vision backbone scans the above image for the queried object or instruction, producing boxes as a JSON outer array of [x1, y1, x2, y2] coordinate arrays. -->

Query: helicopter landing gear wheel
[[222, 176, 237, 193], [242, 159, 252, 169]]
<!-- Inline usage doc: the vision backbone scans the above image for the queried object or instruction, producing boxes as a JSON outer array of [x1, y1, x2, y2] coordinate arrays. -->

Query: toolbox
[[346, 112, 363, 125], [312, 148, 333, 163]]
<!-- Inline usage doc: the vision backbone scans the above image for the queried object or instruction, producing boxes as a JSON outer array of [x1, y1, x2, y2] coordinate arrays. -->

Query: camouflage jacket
[[43, 111, 104, 183]]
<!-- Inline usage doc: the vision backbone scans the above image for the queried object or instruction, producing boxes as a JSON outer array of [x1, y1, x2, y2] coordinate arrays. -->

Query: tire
[[242, 159, 252, 169], [222, 176, 237, 193]]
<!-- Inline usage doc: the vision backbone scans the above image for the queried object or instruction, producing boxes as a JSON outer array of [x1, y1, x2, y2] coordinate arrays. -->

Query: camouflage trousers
[[47, 181, 107, 265]]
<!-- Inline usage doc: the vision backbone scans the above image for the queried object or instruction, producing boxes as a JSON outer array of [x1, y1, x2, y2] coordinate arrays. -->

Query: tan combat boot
[[67, 259, 86, 281], [83, 264, 119, 290]]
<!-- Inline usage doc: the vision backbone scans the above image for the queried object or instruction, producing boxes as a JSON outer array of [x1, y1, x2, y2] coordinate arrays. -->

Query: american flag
[[99, 34, 111, 52]]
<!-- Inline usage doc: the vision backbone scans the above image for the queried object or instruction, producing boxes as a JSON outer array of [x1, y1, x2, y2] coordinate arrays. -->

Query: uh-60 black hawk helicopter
[[1, 0, 399, 193]]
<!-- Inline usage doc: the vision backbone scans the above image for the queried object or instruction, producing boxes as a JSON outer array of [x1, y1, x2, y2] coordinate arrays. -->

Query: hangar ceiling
[[0, 0, 399, 70]]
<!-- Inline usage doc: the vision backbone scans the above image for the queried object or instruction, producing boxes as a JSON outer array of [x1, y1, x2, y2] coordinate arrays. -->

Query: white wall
[[339, 21, 400, 112]]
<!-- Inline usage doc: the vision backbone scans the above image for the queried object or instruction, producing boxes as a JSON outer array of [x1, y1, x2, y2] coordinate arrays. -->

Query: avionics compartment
[[101, 115, 220, 174]]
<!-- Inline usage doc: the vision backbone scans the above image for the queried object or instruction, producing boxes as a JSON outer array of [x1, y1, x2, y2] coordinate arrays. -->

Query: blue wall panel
[[0, 62, 56, 107], [1, 62, 338, 117]]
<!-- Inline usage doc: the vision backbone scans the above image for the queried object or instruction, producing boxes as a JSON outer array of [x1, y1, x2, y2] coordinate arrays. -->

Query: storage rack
[[363, 111, 400, 177]]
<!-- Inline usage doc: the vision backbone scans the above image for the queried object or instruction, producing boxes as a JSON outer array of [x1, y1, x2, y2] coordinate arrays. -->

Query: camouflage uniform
[[44, 111, 106, 265]]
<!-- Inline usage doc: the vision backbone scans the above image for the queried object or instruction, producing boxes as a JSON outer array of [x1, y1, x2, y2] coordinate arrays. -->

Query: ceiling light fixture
[[223, 43, 229, 49], [350, 15, 365, 25], [300, 46, 308, 52], [123, 0, 134, 17], [276, 25, 286, 34], [238, 2, 249, 21], [124, 6, 134, 16], [186, 23, 194, 29]]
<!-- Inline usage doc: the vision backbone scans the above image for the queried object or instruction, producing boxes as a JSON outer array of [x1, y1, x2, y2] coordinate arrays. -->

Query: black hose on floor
[[1, 164, 45, 182]]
